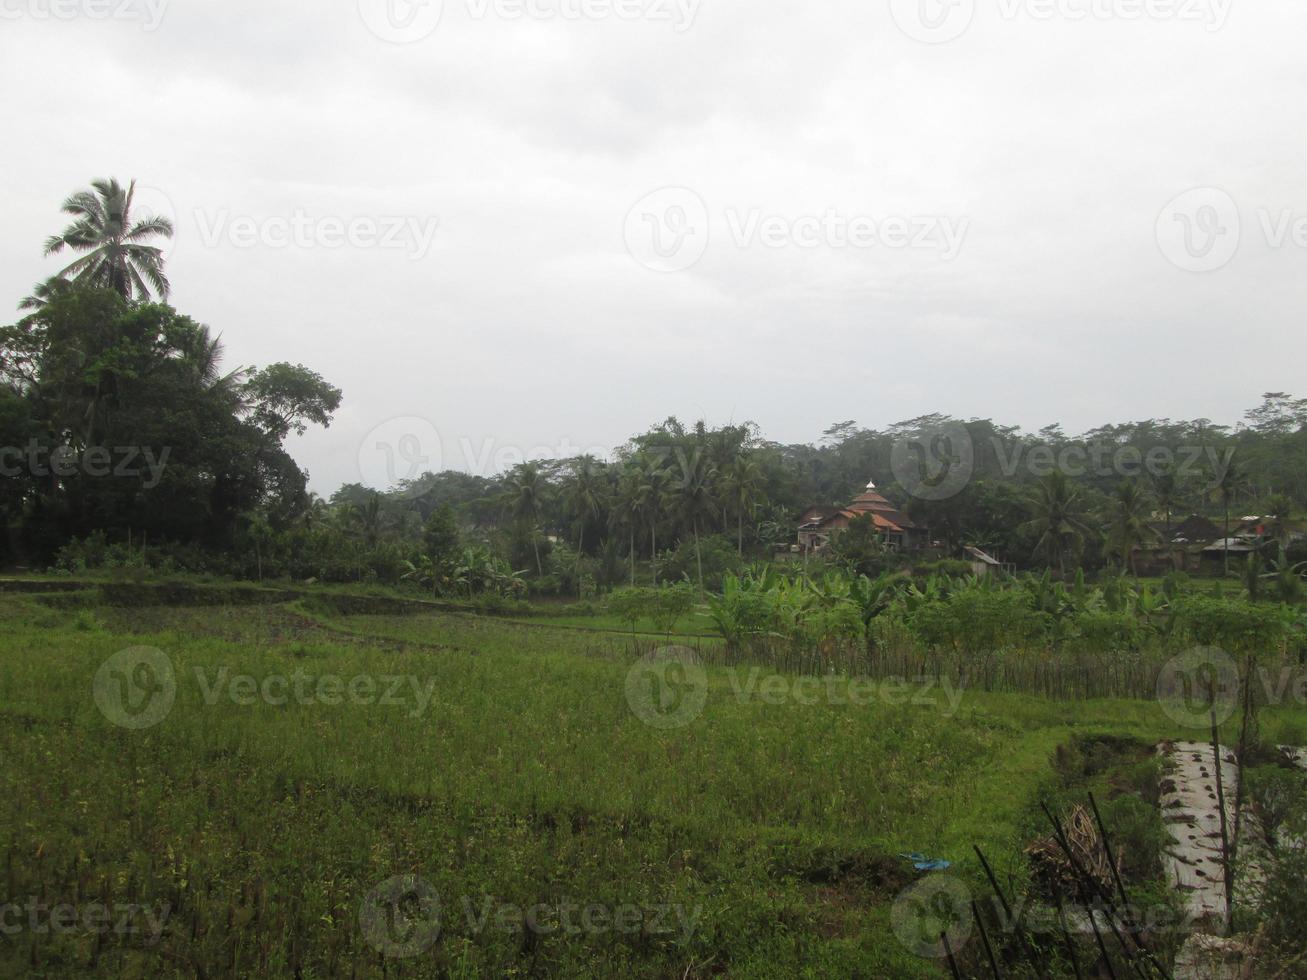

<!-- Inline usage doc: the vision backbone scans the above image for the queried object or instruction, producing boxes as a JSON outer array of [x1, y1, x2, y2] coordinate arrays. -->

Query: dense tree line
[[4, 179, 1305, 593], [1, 179, 340, 566]]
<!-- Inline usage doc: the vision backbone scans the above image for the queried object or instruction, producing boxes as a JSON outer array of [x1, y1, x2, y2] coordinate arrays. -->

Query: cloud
[[3, 0, 1306, 492]]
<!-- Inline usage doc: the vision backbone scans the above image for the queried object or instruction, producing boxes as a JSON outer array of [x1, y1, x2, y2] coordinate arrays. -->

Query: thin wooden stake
[[972, 900, 1003, 980]]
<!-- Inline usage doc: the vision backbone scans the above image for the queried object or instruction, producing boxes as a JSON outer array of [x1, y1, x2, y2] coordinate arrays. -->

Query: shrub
[[1074, 610, 1144, 652], [650, 581, 696, 635], [659, 534, 741, 592], [1170, 596, 1288, 654], [607, 588, 651, 633]]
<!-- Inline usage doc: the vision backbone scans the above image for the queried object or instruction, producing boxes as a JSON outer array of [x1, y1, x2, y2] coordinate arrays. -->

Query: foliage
[[607, 581, 697, 635], [39, 177, 173, 302], [828, 512, 892, 577], [659, 534, 741, 593]]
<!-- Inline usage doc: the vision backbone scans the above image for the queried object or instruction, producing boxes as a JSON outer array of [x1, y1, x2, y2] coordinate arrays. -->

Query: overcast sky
[[3, 0, 1304, 493]]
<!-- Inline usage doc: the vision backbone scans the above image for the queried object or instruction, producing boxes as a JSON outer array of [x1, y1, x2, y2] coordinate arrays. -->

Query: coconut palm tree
[[1262, 493, 1294, 548], [1102, 480, 1159, 576], [633, 457, 670, 584], [1151, 464, 1182, 542], [43, 178, 173, 302], [1211, 458, 1249, 576], [721, 454, 763, 557], [610, 465, 643, 586], [671, 450, 717, 594], [1019, 470, 1094, 578], [503, 463, 548, 575], [17, 276, 75, 313], [565, 456, 608, 557]]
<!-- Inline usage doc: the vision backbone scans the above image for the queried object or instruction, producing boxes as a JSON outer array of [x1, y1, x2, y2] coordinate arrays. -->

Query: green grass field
[[2, 585, 1305, 977]]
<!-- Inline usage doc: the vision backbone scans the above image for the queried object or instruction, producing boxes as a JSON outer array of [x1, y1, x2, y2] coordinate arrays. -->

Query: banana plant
[[1261, 547, 1306, 605]]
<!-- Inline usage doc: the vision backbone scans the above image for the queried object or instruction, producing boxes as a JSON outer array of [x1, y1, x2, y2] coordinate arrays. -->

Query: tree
[[0, 281, 337, 559], [721, 454, 762, 557], [242, 363, 342, 440], [503, 462, 548, 575], [671, 450, 717, 594], [1211, 459, 1250, 576], [1102, 480, 1158, 576], [1020, 470, 1094, 577], [1244, 392, 1307, 437], [1151, 464, 1182, 542], [610, 464, 643, 586], [565, 456, 608, 556], [635, 458, 670, 584], [17, 277, 75, 313], [423, 504, 460, 563], [831, 513, 891, 578], [42, 179, 173, 302], [1263, 494, 1294, 548]]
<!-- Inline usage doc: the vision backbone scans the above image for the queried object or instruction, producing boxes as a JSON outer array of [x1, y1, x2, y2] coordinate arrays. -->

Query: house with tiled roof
[[797, 482, 929, 553]]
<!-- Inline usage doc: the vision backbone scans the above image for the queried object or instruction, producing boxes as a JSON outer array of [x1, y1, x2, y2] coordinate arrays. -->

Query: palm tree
[[503, 463, 547, 575], [17, 276, 75, 313], [1019, 470, 1094, 578], [633, 458, 670, 585], [1263, 493, 1294, 548], [1211, 459, 1249, 576], [298, 493, 330, 532], [565, 457, 608, 557], [1103, 480, 1159, 576], [1151, 465, 1182, 542], [672, 450, 717, 594], [721, 455, 762, 557], [163, 323, 249, 408], [357, 493, 386, 548], [611, 465, 643, 586], [43, 178, 173, 302]]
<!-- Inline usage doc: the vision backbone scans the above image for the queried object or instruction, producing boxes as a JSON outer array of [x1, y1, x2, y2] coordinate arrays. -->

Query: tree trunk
[[1223, 502, 1230, 577], [630, 527, 636, 587], [650, 523, 658, 586], [694, 518, 704, 595], [738, 509, 743, 557]]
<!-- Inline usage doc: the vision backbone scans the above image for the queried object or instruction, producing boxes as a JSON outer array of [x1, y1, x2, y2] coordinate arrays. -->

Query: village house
[[797, 482, 929, 553]]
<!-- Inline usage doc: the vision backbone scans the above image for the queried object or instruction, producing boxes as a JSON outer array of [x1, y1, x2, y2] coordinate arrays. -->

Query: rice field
[[2, 585, 1305, 977]]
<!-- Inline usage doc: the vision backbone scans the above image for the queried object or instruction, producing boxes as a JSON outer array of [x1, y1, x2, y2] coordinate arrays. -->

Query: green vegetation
[[5, 181, 1307, 977], [1, 581, 1305, 977]]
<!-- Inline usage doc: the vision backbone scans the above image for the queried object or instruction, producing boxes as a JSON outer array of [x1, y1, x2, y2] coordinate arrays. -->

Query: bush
[[659, 534, 741, 592], [912, 559, 973, 578], [1073, 610, 1144, 651], [607, 588, 650, 633], [1170, 596, 1288, 654], [907, 586, 1045, 655], [650, 581, 695, 635], [1246, 766, 1307, 841]]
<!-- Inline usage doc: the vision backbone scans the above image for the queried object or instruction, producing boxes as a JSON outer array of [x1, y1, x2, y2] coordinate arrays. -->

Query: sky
[[2, 0, 1305, 494]]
